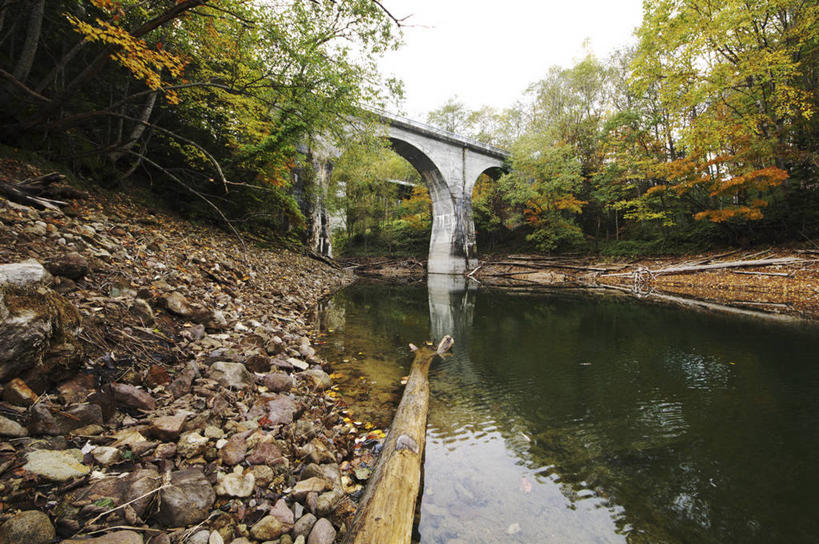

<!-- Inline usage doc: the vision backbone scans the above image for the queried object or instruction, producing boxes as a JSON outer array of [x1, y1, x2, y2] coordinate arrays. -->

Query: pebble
[[307, 517, 336, 544]]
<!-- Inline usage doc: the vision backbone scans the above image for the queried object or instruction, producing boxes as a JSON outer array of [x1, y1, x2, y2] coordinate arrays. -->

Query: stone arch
[[386, 136, 473, 275]]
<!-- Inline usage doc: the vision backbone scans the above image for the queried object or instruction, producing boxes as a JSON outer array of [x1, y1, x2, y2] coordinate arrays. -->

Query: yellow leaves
[[645, 184, 667, 196], [66, 15, 186, 104]]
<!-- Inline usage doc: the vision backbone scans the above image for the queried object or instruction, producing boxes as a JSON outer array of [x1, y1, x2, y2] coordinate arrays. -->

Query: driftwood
[[0, 172, 87, 210], [490, 261, 610, 272], [601, 257, 803, 277], [344, 335, 454, 544]]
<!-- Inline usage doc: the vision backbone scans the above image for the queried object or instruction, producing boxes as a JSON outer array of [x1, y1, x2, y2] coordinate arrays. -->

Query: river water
[[314, 277, 819, 543]]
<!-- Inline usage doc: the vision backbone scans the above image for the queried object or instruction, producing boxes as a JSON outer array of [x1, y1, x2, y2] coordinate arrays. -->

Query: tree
[[632, 0, 818, 222]]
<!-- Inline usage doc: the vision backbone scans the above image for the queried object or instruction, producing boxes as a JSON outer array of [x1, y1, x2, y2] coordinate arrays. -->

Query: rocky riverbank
[[0, 160, 380, 544]]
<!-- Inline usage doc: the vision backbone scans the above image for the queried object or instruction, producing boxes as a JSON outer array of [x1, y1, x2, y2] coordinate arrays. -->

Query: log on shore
[[600, 257, 804, 277], [343, 335, 454, 544]]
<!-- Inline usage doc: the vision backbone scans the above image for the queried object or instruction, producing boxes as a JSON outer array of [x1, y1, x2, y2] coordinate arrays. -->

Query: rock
[[302, 438, 335, 464], [177, 431, 209, 458], [144, 364, 170, 387], [249, 515, 285, 541], [63, 530, 143, 544], [130, 298, 155, 323], [0, 510, 55, 544], [215, 466, 255, 497], [208, 361, 253, 390], [301, 464, 341, 489], [23, 449, 90, 481], [0, 281, 82, 383], [162, 292, 195, 317], [28, 402, 103, 435], [246, 441, 283, 465], [219, 433, 247, 465], [154, 469, 216, 527], [506, 522, 521, 535], [168, 364, 196, 398], [270, 498, 295, 525], [0, 414, 27, 437], [109, 383, 156, 411], [264, 396, 297, 426], [229, 538, 251, 544], [204, 310, 228, 331], [153, 442, 177, 459], [244, 353, 270, 373], [298, 369, 331, 391], [293, 513, 317, 539], [148, 414, 187, 441], [291, 477, 329, 501], [307, 518, 336, 544], [44, 252, 88, 280], [57, 373, 95, 404], [208, 531, 223, 544], [265, 335, 284, 354], [0, 261, 51, 287], [262, 372, 293, 393], [91, 446, 121, 465], [315, 490, 342, 516], [287, 357, 309, 371], [68, 468, 160, 519], [187, 531, 210, 544], [2, 377, 38, 406], [270, 356, 293, 371]]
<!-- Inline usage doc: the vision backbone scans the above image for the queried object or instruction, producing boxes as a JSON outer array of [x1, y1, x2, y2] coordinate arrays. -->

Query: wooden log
[[343, 335, 454, 544], [600, 257, 803, 277]]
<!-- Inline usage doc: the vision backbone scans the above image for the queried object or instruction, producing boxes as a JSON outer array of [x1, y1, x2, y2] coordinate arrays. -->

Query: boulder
[[154, 469, 215, 527], [0, 261, 51, 287], [0, 510, 55, 544], [0, 279, 82, 385]]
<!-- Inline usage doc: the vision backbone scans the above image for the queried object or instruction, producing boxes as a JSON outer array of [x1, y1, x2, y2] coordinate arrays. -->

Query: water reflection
[[316, 282, 819, 544]]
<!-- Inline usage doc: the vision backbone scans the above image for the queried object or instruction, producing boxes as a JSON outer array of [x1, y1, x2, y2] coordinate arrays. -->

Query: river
[[315, 277, 819, 543]]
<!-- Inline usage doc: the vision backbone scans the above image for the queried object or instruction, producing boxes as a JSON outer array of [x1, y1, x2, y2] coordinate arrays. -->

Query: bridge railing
[[362, 106, 510, 159]]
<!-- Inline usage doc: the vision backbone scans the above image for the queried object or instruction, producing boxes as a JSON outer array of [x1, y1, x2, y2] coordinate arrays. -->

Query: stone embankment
[[0, 169, 371, 543]]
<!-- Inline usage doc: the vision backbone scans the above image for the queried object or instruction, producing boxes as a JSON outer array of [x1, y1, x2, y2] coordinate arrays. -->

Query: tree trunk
[[12, 0, 45, 83], [343, 336, 454, 544], [110, 90, 157, 162]]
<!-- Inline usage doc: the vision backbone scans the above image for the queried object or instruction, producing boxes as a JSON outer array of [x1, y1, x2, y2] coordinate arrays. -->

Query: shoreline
[[341, 250, 819, 322], [0, 164, 372, 543]]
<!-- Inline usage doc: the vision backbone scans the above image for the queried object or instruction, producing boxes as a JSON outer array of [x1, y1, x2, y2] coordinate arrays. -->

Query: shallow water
[[315, 279, 819, 543]]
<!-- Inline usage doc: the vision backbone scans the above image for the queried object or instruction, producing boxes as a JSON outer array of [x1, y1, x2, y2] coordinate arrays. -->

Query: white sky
[[378, 0, 645, 119]]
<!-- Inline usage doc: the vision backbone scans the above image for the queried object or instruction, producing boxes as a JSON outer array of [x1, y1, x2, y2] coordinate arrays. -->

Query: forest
[[0, 0, 817, 256]]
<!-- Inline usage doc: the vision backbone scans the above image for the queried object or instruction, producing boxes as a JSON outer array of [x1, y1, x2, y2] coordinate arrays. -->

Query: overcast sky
[[378, 0, 645, 119]]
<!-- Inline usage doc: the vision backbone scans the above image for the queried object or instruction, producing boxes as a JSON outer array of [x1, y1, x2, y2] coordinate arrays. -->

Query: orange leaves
[[709, 167, 789, 197], [67, 16, 187, 104]]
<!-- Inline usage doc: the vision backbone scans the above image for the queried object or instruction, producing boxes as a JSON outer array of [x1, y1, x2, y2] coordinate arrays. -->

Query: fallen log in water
[[343, 335, 454, 544]]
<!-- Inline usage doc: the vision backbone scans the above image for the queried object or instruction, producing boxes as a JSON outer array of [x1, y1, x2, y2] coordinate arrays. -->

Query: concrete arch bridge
[[309, 110, 509, 275]]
